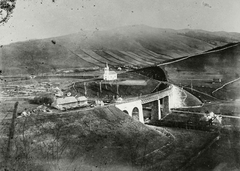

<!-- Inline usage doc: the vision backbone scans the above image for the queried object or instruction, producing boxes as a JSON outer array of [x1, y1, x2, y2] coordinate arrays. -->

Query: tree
[[30, 94, 54, 106], [0, 0, 16, 24], [1, 1, 57, 25]]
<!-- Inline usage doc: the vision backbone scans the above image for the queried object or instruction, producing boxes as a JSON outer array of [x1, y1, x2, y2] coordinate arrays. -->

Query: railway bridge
[[115, 85, 185, 123]]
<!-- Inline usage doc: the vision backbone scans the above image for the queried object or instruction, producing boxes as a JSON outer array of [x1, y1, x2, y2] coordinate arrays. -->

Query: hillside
[[0, 105, 216, 171], [178, 29, 240, 46], [162, 43, 240, 101], [1, 25, 240, 75], [213, 79, 240, 100]]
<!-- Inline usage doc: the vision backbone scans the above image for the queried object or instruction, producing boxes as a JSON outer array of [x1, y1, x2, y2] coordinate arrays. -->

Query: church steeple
[[104, 63, 109, 74]]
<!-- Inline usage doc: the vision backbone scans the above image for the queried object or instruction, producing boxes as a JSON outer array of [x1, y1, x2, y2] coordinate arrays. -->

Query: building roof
[[104, 71, 117, 75], [55, 97, 77, 105], [76, 96, 87, 101], [55, 96, 88, 105]]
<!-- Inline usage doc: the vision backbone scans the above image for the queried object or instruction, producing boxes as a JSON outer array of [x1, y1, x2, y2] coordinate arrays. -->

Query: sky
[[0, 0, 240, 45]]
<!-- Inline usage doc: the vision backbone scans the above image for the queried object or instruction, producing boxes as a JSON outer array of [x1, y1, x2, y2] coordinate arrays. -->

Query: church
[[103, 63, 117, 81]]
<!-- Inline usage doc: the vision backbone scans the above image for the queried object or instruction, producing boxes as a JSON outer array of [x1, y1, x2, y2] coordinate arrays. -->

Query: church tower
[[104, 63, 109, 75]]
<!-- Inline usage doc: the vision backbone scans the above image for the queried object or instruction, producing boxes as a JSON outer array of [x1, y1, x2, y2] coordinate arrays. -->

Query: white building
[[52, 96, 88, 110], [103, 63, 117, 81]]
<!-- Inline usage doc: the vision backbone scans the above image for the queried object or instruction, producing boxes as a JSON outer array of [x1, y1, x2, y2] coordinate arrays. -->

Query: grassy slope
[[162, 43, 240, 101], [213, 79, 240, 100], [0, 106, 170, 170], [0, 105, 216, 171], [178, 29, 240, 46], [1, 25, 240, 75]]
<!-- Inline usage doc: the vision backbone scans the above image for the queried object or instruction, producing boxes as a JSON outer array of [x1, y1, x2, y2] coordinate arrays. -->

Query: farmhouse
[[103, 63, 117, 81], [52, 96, 88, 110]]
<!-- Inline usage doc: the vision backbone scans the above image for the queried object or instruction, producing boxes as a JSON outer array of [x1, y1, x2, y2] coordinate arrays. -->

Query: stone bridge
[[115, 85, 183, 123]]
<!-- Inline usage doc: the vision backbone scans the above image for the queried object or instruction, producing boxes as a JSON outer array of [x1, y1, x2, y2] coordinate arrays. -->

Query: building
[[103, 63, 117, 81], [52, 96, 88, 110], [53, 87, 64, 97]]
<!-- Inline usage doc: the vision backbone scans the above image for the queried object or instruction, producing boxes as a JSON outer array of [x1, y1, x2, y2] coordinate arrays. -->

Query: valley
[[1, 25, 240, 171]]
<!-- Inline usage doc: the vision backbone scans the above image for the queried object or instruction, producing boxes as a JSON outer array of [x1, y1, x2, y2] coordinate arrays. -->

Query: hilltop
[[1, 25, 240, 75]]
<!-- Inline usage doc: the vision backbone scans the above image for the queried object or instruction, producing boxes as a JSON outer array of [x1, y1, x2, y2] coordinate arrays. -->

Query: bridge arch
[[132, 107, 140, 121], [115, 100, 144, 123]]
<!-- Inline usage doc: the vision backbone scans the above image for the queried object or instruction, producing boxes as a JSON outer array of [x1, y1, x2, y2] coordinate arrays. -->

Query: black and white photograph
[[0, 0, 240, 170]]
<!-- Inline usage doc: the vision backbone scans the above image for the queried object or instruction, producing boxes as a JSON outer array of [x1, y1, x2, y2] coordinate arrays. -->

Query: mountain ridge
[[1, 25, 240, 75]]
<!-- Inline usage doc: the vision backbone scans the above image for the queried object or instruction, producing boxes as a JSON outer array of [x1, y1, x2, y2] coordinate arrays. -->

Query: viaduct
[[115, 85, 184, 123]]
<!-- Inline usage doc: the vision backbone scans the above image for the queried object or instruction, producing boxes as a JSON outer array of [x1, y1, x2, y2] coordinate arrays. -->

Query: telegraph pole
[[190, 80, 193, 92], [84, 82, 87, 95], [116, 83, 119, 95], [6, 101, 18, 169], [99, 81, 102, 93]]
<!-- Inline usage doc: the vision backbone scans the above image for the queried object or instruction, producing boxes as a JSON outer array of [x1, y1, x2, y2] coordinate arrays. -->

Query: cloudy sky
[[1, 0, 240, 45]]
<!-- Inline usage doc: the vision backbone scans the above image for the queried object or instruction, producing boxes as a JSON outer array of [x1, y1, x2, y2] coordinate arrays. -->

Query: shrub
[[30, 94, 54, 106]]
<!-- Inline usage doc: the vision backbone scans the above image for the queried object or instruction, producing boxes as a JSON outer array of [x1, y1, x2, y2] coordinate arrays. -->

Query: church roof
[[103, 71, 117, 75], [108, 71, 117, 74]]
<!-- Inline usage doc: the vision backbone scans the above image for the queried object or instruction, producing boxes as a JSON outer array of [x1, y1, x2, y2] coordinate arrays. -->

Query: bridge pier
[[150, 101, 159, 121], [150, 100, 162, 121], [158, 99, 161, 119], [162, 96, 170, 118], [148, 97, 170, 122]]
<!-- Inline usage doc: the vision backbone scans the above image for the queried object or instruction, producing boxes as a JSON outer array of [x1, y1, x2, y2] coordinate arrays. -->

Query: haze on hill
[[162, 42, 240, 101], [1, 0, 240, 45], [1, 25, 240, 76]]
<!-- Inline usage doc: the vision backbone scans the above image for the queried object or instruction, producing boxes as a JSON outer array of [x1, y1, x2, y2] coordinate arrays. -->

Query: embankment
[[0, 105, 217, 171]]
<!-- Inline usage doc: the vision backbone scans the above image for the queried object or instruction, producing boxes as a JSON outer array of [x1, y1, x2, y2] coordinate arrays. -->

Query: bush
[[30, 94, 54, 106]]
